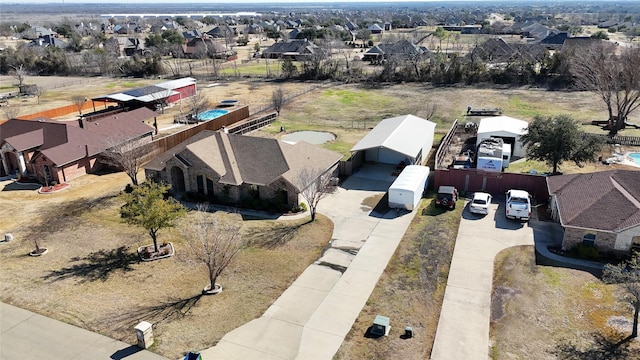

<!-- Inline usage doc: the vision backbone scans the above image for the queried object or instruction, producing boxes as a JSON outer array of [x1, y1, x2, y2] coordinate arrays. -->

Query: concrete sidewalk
[[1, 302, 168, 360], [200, 173, 416, 359], [430, 203, 538, 360]]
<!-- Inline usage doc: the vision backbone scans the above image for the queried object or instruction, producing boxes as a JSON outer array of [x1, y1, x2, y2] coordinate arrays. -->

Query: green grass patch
[[220, 61, 283, 76], [105, 81, 139, 89], [323, 140, 353, 159], [505, 159, 550, 174], [320, 88, 394, 110], [505, 96, 543, 118], [541, 267, 562, 287]]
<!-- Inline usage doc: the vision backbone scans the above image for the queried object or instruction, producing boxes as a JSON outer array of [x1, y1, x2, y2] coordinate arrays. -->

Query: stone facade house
[[547, 170, 640, 255], [144, 130, 342, 210]]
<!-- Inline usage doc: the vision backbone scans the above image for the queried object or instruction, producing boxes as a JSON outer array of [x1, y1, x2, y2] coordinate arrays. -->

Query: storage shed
[[476, 116, 528, 158], [388, 165, 430, 211], [351, 114, 436, 166]]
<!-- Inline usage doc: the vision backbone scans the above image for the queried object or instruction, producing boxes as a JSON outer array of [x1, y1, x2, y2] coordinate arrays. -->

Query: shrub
[[575, 243, 599, 260], [297, 202, 308, 212]]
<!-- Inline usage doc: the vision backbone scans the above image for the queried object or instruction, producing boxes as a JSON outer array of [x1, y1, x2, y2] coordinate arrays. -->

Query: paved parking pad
[[431, 203, 536, 360]]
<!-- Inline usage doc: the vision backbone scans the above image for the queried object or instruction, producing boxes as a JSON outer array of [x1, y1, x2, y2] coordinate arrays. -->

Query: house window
[[206, 178, 214, 197], [196, 175, 205, 194], [582, 233, 596, 247]]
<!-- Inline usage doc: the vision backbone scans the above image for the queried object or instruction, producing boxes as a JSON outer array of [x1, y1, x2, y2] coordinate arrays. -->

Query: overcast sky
[[7, 0, 500, 3]]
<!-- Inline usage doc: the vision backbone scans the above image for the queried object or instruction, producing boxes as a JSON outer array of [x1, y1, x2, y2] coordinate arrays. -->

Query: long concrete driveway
[[201, 166, 417, 359], [431, 202, 541, 360]]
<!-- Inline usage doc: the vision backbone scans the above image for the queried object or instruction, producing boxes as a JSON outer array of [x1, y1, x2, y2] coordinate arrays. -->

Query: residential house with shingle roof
[[0, 108, 156, 182], [144, 130, 342, 210], [363, 39, 430, 62], [182, 37, 229, 59], [262, 39, 322, 60], [206, 25, 237, 39], [182, 29, 204, 41], [368, 23, 384, 34], [547, 170, 640, 254]]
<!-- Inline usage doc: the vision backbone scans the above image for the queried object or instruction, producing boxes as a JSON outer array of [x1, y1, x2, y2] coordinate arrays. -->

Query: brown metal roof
[[547, 170, 640, 232]]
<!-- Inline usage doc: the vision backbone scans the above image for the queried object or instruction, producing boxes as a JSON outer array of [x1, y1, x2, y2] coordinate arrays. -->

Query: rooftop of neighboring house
[[0, 108, 155, 166], [547, 170, 640, 232]]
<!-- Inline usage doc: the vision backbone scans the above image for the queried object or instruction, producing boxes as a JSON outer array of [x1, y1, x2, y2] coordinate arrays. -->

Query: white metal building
[[351, 114, 436, 165], [476, 116, 528, 158]]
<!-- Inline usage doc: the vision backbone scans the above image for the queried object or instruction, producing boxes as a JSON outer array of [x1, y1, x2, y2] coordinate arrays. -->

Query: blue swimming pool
[[629, 152, 640, 164], [197, 109, 229, 121]]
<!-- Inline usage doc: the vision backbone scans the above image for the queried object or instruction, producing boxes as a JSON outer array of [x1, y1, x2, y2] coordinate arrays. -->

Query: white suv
[[505, 189, 531, 221]]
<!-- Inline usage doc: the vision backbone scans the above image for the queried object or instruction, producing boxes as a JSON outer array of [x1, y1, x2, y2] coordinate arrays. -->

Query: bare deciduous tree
[[2, 105, 21, 120], [272, 87, 285, 115], [71, 95, 87, 116], [570, 43, 640, 136], [34, 86, 46, 104], [188, 89, 210, 120], [181, 204, 245, 294], [603, 251, 640, 339], [164, 58, 184, 77], [423, 102, 437, 121], [9, 64, 27, 89], [297, 168, 335, 222], [101, 135, 147, 185]]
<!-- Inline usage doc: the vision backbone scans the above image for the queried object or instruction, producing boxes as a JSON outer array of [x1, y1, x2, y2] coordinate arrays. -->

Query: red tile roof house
[[0, 107, 156, 183], [144, 130, 342, 211], [547, 170, 640, 255]]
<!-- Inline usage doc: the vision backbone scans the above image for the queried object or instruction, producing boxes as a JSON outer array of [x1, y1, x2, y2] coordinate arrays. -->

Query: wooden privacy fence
[[434, 168, 549, 203], [19, 101, 111, 120], [137, 105, 250, 164]]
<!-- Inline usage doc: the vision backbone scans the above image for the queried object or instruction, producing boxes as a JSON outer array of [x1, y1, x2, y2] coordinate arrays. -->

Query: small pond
[[281, 131, 335, 145]]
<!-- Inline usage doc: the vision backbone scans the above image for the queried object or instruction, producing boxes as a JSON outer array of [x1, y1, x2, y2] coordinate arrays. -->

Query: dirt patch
[[491, 246, 640, 359]]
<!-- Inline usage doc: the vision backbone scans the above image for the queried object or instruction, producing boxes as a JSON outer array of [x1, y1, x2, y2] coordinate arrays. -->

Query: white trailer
[[388, 165, 430, 211]]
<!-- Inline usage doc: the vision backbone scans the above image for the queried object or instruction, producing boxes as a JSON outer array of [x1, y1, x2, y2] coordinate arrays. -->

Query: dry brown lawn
[[0, 172, 333, 359], [491, 246, 640, 359], [2, 75, 640, 360]]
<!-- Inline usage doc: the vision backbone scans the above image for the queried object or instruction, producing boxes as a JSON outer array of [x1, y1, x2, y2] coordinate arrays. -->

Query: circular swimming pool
[[629, 152, 640, 164], [197, 109, 229, 121], [281, 131, 335, 145]]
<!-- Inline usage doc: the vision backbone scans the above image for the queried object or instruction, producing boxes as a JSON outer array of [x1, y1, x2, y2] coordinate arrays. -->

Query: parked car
[[505, 189, 531, 220], [436, 186, 458, 209], [470, 192, 492, 215]]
